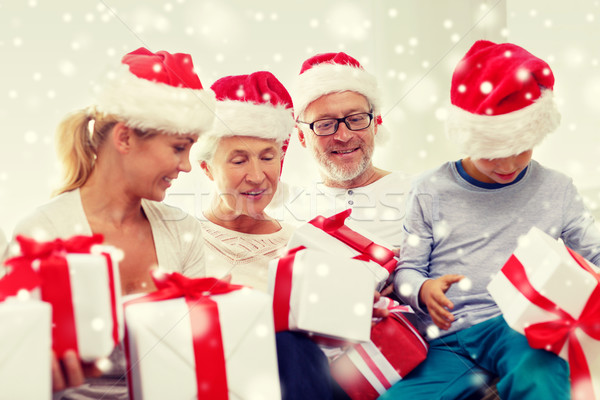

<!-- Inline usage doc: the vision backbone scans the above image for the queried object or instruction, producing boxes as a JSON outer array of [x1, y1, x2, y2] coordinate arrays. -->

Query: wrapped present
[[0, 273, 52, 400], [487, 226, 600, 400], [269, 247, 374, 343], [125, 272, 281, 400], [4, 234, 123, 362], [330, 303, 428, 400], [286, 209, 397, 291]]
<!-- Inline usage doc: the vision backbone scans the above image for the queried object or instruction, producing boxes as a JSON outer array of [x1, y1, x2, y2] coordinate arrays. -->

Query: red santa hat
[[94, 47, 216, 135], [291, 52, 382, 124], [207, 71, 294, 143], [446, 40, 560, 159]]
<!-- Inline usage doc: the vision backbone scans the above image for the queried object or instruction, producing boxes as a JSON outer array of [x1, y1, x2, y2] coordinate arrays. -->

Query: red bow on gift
[[126, 272, 244, 400], [309, 209, 397, 273], [503, 248, 600, 400], [1, 234, 105, 299]]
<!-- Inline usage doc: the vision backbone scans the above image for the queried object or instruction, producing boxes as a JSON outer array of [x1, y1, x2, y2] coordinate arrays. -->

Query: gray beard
[[310, 145, 373, 184]]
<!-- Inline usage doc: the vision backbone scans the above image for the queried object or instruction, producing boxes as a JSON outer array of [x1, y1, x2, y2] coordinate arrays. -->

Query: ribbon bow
[[15, 234, 104, 259], [126, 272, 243, 400], [1, 234, 105, 299], [309, 210, 397, 272], [503, 248, 600, 400]]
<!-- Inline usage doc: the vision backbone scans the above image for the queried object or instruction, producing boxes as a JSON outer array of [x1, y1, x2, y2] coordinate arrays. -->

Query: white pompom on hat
[[446, 40, 560, 159], [94, 47, 216, 135]]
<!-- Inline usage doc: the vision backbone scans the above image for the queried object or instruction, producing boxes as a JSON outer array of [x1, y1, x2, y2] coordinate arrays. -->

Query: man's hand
[[52, 350, 102, 392], [419, 274, 464, 330]]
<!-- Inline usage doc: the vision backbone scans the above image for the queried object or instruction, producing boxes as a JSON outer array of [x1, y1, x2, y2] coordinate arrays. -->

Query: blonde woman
[[13, 48, 215, 399]]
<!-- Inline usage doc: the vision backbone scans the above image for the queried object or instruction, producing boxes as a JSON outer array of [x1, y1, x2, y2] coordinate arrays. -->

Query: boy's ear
[[112, 122, 133, 153], [297, 126, 307, 148], [200, 160, 214, 181]]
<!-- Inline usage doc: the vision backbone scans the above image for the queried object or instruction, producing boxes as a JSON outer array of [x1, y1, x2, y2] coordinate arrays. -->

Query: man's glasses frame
[[297, 112, 374, 136]]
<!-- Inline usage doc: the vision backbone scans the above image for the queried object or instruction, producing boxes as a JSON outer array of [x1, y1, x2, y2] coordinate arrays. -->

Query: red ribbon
[[4, 234, 106, 358], [272, 246, 304, 332], [126, 272, 244, 400], [502, 249, 600, 400], [309, 209, 397, 273]]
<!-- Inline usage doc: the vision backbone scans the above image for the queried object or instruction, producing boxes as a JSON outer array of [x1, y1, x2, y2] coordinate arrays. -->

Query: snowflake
[[480, 81, 493, 95], [254, 323, 269, 338], [24, 130, 37, 144], [426, 324, 440, 339], [315, 263, 329, 277], [399, 282, 413, 297], [407, 234, 420, 247], [91, 317, 105, 331], [95, 357, 113, 373], [458, 277, 472, 291], [354, 302, 367, 316], [443, 19, 453, 29]]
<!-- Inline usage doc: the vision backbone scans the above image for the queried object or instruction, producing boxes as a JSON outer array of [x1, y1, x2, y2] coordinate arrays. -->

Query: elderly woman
[[12, 48, 215, 399], [196, 71, 350, 400], [196, 71, 296, 292]]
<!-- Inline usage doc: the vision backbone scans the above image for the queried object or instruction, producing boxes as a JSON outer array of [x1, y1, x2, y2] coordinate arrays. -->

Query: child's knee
[[499, 349, 569, 399]]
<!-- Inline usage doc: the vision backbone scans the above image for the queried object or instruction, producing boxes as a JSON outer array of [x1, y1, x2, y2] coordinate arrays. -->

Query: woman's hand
[[51, 350, 102, 392], [419, 274, 464, 330]]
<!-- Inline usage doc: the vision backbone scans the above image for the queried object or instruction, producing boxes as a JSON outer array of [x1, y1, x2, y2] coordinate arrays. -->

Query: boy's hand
[[419, 274, 464, 330]]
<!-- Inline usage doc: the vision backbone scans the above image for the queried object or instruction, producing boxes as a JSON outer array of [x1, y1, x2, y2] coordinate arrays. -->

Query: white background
[[2, 0, 600, 237]]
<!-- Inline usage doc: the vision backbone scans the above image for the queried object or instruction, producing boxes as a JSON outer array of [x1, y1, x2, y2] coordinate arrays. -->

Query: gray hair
[[194, 133, 286, 163]]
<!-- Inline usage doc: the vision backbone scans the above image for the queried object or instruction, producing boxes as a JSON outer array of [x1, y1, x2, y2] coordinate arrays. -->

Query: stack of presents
[[1, 211, 598, 399]]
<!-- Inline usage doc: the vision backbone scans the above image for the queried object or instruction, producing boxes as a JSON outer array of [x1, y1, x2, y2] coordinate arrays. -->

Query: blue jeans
[[276, 331, 350, 400], [378, 315, 570, 400]]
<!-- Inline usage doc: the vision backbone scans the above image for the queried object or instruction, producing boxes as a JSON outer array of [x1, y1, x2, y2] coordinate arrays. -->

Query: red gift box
[[330, 306, 428, 399]]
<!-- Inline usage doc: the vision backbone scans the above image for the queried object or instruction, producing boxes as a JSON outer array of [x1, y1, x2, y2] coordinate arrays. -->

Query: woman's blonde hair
[[54, 108, 154, 196]]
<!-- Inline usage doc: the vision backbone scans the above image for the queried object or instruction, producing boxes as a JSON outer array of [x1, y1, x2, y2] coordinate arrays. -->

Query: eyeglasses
[[298, 112, 374, 136]]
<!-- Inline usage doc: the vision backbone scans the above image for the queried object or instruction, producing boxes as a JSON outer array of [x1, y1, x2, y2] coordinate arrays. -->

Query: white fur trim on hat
[[292, 63, 381, 120], [207, 99, 294, 142], [446, 90, 560, 159], [94, 66, 216, 135]]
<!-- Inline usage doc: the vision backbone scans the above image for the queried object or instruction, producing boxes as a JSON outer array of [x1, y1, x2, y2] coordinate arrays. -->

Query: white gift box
[[488, 226, 600, 400], [125, 286, 281, 400], [269, 248, 375, 342], [35, 247, 124, 362], [6, 236, 124, 363], [0, 298, 51, 400], [286, 219, 396, 291]]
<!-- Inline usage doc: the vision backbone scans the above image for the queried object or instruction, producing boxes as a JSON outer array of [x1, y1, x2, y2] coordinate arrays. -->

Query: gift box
[[487, 226, 600, 400], [286, 209, 397, 291], [4, 234, 123, 362], [0, 294, 51, 400], [269, 247, 375, 343], [330, 304, 428, 400], [125, 272, 281, 400]]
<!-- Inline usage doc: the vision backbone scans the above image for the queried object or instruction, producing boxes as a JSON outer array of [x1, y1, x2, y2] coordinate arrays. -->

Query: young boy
[[384, 40, 600, 399]]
